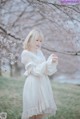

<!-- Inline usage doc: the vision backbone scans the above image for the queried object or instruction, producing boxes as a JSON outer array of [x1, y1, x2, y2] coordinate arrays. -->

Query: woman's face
[[30, 37, 43, 51]]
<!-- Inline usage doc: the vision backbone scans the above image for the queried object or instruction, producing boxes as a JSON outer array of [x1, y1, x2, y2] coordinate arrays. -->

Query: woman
[[21, 28, 58, 119]]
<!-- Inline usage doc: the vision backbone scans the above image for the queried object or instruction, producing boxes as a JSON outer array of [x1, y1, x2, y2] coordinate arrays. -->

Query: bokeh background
[[0, 0, 80, 82]]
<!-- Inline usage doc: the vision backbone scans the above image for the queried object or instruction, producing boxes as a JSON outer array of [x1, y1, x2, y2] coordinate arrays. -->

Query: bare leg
[[29, 115, 36, 119], [29, 114, 48, 119], [35, 114, 45, 119]]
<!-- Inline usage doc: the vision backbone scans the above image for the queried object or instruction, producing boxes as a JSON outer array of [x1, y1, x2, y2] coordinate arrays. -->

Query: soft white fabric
[[21, 50, 58, 119]]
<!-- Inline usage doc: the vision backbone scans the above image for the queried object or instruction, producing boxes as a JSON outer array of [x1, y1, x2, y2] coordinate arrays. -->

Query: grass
[[0, 76, 80, 119]]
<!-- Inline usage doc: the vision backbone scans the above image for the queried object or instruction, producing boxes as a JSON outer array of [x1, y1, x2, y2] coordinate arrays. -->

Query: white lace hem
[[21, 106, 57, 119]]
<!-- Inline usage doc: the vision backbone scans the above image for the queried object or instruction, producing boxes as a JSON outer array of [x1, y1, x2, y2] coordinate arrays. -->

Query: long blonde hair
[[23, 28, 44, 50]]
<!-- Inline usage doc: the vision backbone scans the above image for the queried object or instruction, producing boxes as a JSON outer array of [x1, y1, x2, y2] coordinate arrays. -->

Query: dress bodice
[[21, 49, 58, 77], [22, 50, 46, 64]]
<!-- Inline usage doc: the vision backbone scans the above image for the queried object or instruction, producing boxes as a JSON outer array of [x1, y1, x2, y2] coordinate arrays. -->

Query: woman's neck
[[29, 48, 38, 54]]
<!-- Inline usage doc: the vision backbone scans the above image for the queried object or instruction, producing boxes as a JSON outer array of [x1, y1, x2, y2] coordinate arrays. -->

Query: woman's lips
[[36, 45, 40, 47]]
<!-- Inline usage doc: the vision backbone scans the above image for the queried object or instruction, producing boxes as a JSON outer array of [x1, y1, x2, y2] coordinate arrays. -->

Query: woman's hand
[[47, 53, 58, 64], [51, 54, 58, 63]]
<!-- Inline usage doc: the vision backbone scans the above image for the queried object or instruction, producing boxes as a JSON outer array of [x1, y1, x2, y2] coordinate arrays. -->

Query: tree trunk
[[0, 60, 2, 76]]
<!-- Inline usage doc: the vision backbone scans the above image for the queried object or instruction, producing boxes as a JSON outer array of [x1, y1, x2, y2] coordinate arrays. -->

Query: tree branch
[[42, 46, 80, 56], [0, 26, 21, 40]]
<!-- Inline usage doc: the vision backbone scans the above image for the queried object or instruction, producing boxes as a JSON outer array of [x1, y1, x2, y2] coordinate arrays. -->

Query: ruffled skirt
[[21, 75, 57, 119]]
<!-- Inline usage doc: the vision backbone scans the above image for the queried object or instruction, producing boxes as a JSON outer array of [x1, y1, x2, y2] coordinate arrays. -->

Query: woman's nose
[[38, 41, 41, 44]]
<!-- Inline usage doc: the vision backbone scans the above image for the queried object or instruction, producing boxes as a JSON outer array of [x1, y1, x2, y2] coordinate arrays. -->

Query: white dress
[[21, 49, 58, 119]]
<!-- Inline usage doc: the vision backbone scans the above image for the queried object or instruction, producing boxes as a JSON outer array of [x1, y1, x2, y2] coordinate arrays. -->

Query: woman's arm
[[21, 50, 58, 77]]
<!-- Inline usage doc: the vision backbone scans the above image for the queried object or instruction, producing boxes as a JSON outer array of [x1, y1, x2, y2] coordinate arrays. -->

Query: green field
[[0, 76, 80, 119]]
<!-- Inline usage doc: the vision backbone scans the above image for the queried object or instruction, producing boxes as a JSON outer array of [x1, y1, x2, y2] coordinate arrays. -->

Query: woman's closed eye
[[40, 40, 42, 42], [36, 39, 42, 42]]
